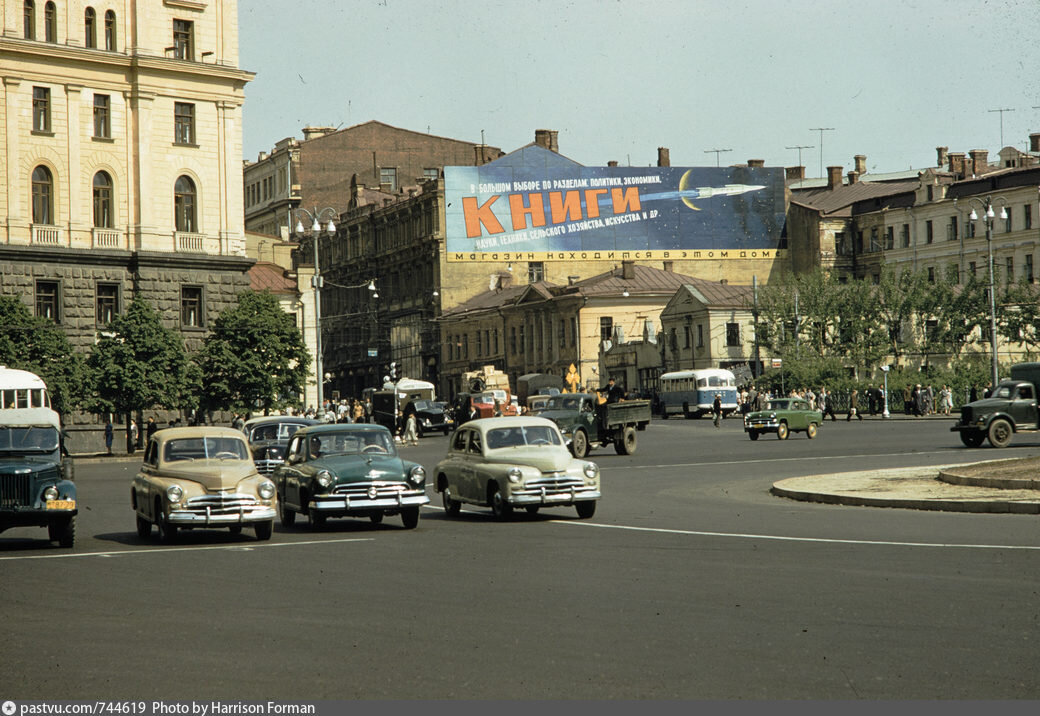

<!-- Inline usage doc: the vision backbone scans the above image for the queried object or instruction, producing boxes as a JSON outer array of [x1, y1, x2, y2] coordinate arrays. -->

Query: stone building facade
[[1, 0, 254, 451]]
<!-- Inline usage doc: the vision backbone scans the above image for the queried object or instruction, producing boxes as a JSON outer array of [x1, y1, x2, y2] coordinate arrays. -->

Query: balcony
[[31, 224, 61, 245], [92, 228, 123, 249], [175, 231, 206, 252]]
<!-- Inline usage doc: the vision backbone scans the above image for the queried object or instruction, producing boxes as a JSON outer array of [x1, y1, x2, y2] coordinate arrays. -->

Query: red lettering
[[463, 195, 504, 238]]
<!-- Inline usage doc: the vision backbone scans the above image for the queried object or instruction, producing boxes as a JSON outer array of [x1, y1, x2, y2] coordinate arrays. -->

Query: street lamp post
[[880, 365, 890, 419], [294, 207, 337, 411], [968, 196, 1008, 390]]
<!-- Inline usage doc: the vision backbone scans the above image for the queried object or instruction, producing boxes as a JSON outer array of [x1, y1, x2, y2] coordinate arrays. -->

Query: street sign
[[771, 358, 783, 368], [367, 349, 378, 357]]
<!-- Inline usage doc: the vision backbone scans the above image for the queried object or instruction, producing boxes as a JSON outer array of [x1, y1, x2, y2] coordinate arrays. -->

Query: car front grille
[[960, 406, 973, 424], [332, 481, 414, 499], [1, 474, 32, 508], [183, 493, 260, 516], [515, 472, 586, 496], [254, 458, 282, 475]]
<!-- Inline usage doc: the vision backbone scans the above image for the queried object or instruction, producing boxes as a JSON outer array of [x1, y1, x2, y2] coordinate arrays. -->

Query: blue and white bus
[[658, 368, 738, 418]]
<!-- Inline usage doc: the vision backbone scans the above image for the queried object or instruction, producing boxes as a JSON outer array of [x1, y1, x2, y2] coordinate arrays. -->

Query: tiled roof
[[679, 282, 754, 308], [558, 263, 713, 297], [249, 262, 298, 294], [791, 180, 919, 216], [439, 281, 546, 317]]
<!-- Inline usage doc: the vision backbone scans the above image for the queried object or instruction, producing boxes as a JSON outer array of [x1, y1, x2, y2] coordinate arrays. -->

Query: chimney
[[785, 166, 805, 182], [474, 145, 486, 166], [827, 165, 843, 190], [258, 151, 268, 162], [607, 160, 618, 167], [969, 149, 989, 176], [497, 272, 512, 289], [847, 171, 859, 185], [936, 146, 949, 168], [948, 152, 967, 178], [567, 275, 579, 286], [854, 155, 867, 174], [302, 126, 336, 141], [621, 260, 635, 280], [748, 159, 765, 168], [657, 147, 670, 167], [534, 129, 558, 152], [350, 173, 364, 203], [1030, 134, 1040, 154]]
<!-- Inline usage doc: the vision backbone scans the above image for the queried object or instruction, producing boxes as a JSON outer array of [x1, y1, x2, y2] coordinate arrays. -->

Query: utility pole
[[703, 148, 732, 167], [809, 127, 835, 177]]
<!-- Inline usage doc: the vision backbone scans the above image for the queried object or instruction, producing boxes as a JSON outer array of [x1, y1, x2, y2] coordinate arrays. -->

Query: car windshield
[[485, 425, 563, 449], [0, 425, 60, 452], [308, 431, 396, 458], [994, 386, 1013, 399], [545, 396, 582, 411], [767, 400, 790, 410], [412, 400, 432, 410], [164, 437, 249, 462]]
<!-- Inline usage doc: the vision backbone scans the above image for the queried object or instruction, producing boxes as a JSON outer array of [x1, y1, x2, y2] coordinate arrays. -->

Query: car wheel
[[614, 426, 637, 455], [401, 506, 420, 529], [960, 431, 984, 448], [988, 419, 1012, 448], [525, 505, 540, 515], [49, 516, 75, 547], [417, 424, 424, 439], [228, 524, 243, 535], [157, 508, 178, 544], [370, 512, 384, 524], [136, 514, 151, 539], [806, 423, 818, 439], [277, 498, 296, 528], [490, 487, 513, 521], [443, 426, 450, 436], [254, 520, 273, 541], [575, 501, 596, 519], [748, 430, 759, 441], [571, 429, 589, 459], [441, 487, 461, 516], [309, 510, 327, 530], [777, 422, 789, 440]]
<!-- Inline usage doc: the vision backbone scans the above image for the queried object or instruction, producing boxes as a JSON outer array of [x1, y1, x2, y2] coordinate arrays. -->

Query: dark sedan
[[407, 399, 453, 437], [242, 416, 320, 474]]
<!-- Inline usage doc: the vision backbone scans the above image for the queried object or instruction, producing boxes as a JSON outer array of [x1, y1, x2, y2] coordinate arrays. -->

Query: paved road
[[3, 417, 1039, 699]]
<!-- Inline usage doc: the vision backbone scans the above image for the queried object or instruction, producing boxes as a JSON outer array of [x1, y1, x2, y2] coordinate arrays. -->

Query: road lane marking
[[0, 537, 374, 562], [597, 450, 972, 471], [550, 520, 1040, 550]]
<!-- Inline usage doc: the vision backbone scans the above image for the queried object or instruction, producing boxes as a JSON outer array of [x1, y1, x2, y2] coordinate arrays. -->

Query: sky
[[239, 0, 1040, 178]]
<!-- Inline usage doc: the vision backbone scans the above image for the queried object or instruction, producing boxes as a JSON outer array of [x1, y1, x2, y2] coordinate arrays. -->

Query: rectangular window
[[901, 224, 910, 248], [925, 220, 933, 244], [1005, 211, 1013, 233], [599, 317, 613, 343], [493, 329, 499, 354], [174, 102, 195, 145], [528, 261, 544, 283], [181, 286, 203, 327], [947, 216, 958, 241], [570, 317, 577, 347], [968, 221, 976, 238], [1006, 256, 1014, 283], [35, 281, 60, 323], [519, 325, 525, 354], [558, 320, 565, 349], [683, 325, 690, 349], [1026, 204, 1033, 230], [93, 94, 110, 138], [463, 334, 469, 359], [423, 168, 439, 182], [32, 86, 50, 132], [379, 167, 397, 192], [96, 283, 119, 324], [927, 267, 935, 283], [173, 19, 194, 60], [1027, 254, 1035, 283], [726, 322, 740, 347], [697, 324, 704, 347], [925, 319, 938, 341], [885, 226, 894, 250], [969, 261, 977, 277], [510, 327, 517, 355]]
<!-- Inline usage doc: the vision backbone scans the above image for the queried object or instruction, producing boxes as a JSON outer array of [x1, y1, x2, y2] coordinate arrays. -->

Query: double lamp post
[[967, 195, 1008, 390]]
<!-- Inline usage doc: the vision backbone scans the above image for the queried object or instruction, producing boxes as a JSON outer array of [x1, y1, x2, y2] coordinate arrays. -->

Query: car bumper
[[167, 506, 276, 526], [0, 505, 78, 529], [310, 492, 430, 513], [508, 487, 601, 506], [745, 420, 778, 431]]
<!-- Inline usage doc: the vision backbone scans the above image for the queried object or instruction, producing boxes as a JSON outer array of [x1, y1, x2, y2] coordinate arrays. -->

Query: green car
[[743, 398, 822, 440], [272, 424, 428, 529]]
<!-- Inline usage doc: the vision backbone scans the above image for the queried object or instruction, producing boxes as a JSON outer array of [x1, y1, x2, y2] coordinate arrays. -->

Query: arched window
[[32, 166, 54, 225], [174, 176, 196, 232], [85, 7, 96, 48], [93, 172, 113, 228], [24, 1, 35, 40], [44, 2, 56, 42], [104, 10, 116, 50]]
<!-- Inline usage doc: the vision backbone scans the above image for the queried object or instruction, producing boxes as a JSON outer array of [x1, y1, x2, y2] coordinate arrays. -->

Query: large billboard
[[445, 160, 786, 262]]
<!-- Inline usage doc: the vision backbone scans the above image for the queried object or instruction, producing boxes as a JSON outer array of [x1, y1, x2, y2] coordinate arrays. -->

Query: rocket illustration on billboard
[[637, 170, 766, 211]]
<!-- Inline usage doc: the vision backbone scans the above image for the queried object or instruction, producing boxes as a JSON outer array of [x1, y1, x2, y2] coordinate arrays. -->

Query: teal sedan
[[743, 398, 822, 440]]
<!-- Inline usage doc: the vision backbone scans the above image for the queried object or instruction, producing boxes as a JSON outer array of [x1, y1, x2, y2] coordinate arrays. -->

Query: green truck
[[951, 362, 1040, 448], [538, 393, 651, 457]]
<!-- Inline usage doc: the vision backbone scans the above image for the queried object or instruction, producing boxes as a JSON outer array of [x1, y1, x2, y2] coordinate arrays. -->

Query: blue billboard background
[[445, 148, 786, 257]]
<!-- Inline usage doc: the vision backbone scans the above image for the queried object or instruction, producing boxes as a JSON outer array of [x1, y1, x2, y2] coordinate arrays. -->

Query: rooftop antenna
[[809, 127, 835, 177], [785, 144, 813, 169], [988, 107, 1015, 148], [703, 148, 732, 167]]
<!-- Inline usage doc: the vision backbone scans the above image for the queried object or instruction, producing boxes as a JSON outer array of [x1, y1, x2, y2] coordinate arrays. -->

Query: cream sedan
[[132, 427, 277, 543], [433, 416, 600, 520]]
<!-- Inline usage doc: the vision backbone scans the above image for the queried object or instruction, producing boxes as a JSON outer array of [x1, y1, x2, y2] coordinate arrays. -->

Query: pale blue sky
[[240, 0, 1040, 177]]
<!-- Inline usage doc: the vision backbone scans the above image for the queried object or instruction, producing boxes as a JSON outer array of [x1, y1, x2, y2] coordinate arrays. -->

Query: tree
[[88, 297, 194, 451], [0, 296, 90, 415], [196, 291, 310, 415]]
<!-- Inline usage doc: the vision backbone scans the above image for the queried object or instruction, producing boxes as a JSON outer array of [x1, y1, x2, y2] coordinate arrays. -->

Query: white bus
[[658, 368, 738, 419], [0, 366, 51, 410]]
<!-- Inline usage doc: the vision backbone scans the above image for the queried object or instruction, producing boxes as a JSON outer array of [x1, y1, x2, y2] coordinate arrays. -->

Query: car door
[[1011, 384, 1038, 427], [461, 429, 486, 502], [443, 429, 472, 502], [277, 435, 305, 509]]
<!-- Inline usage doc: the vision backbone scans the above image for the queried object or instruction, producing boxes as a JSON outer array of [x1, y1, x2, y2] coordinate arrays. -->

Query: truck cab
[[952, 363, 1040, 448], [539, 393, 650, 458]]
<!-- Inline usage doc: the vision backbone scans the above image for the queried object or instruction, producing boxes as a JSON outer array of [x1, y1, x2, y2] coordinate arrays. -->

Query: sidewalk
[[772, 460, 1040, 514]]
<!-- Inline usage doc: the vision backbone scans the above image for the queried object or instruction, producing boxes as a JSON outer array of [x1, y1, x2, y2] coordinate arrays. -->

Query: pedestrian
[[970, 385, 979, 403], [129, 419, 139, 453], [352, 399, 364, 423], [846, 389, 862, 421], [940, 385, 953, 415], [913, 384, 925, 416], [712, 393, 723, 428], [598, 377, 625, 404], [146, 416, 157, 441], [819, 388, 837, 421], [402, 411, 418, 446], [867, 385, 879, 416], [104, 420, 113, 455]]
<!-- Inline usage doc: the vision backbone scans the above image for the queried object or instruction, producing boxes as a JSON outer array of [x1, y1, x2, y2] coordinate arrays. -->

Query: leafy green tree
[[88, 297, 194, 451], [0, 296, 90, 415], [196, 291, 310, 415]]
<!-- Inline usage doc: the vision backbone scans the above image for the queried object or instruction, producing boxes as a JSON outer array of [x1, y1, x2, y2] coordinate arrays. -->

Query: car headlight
[[316, 470, 333, 488], [43, 486, 59, 501], [166, 484, 183, 503], [258, 480, 276, 499], [507, 467, 523, 484], [422, 419, 432, 427], [409, 465, 426, 486], [583, 462, 599, 479]]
